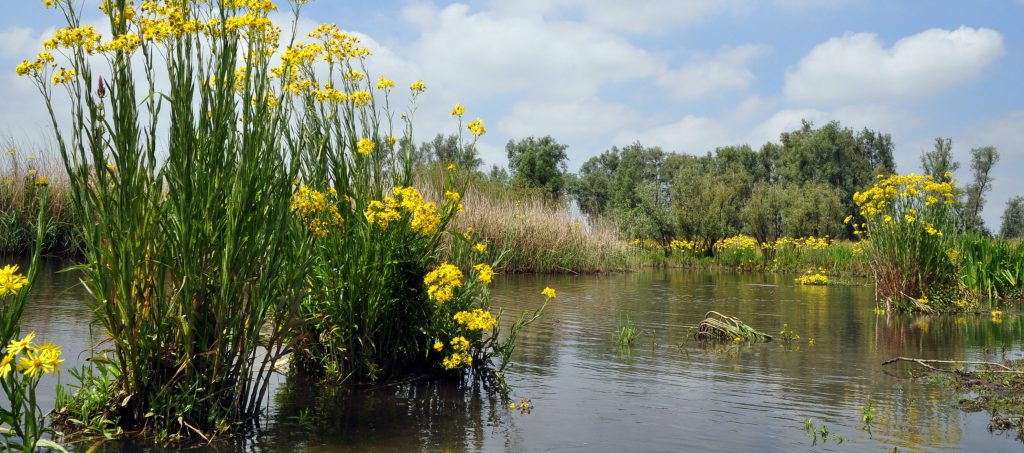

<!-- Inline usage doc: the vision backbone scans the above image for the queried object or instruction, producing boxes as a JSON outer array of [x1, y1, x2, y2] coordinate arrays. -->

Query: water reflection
[[13, 263, 1024, 451]]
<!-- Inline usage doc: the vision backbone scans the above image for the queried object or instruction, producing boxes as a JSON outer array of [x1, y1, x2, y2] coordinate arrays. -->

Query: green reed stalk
[[23, 0, 309, 438]]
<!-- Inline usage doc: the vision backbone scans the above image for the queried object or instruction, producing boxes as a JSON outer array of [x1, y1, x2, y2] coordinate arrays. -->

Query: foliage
[[1000, 196, 1024, 239], [0, 189, 66, 452], [920, 137, 959, 184], [0, 146, 81, 256], [23, 0, 315, 438], [613, 315, 641, 347], [506, 136, 569, 199], [962, 146, 999, 234], [414, 133, 482, 171], [854, 173, 959, 310]]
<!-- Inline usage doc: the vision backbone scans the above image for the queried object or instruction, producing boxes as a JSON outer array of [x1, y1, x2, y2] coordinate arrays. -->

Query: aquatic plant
[[0, 189, 66, 452], [21, 0, 312, 438], [613, 315, 641, 347], [853, 173, 958, 311], [794, 268, 828, 286]]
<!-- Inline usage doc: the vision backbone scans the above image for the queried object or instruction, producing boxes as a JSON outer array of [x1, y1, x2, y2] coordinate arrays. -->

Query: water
[[18, 263, 1024, 451]]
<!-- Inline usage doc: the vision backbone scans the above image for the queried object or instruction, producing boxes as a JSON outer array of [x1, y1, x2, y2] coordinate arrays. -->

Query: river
[[18, 262, 1024, 451]]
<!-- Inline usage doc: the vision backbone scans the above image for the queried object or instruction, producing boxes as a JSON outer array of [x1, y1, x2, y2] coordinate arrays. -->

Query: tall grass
[[422, 169, 634, 273], [0, 141, 80, 256], [24, 0, 309, 438]]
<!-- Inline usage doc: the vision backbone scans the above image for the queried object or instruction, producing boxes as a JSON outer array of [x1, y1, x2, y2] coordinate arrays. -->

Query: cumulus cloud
[[402, 3, 660, 100], [785, 27, 1005, 104], [657, 44, 771, 100], [488, 0, 749, 34], [498, 98, 642, 141], [614, 115, 733, 154]]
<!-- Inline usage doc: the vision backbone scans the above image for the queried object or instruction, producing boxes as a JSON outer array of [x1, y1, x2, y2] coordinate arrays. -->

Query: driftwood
[[881, 357, 1024, 373], [694, 311, 773, 343]]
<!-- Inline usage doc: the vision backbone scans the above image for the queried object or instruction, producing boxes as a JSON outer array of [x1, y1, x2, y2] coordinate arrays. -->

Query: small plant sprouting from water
[[861, 399, 876, 438], [804, 417, 845, 446], [614, 315, 641, 347], [779, 324, 801, 344], [508, 399, 533, 415]]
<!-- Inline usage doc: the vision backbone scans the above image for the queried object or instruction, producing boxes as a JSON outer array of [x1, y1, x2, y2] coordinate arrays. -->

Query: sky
[[1, 0, 1022, 228]]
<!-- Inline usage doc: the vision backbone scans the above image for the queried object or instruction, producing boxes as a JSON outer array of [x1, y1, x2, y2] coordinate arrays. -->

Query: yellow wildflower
[[376, 76, 394, 89], [541, 287, 556, 299], [424, 263, 463, 304], [0, 265, 29, 296], [450, 103, 465, 117], [474, 263, 494, 284], [433, 341, 444, 352], [0, 353, 12, 378], [454, 308, 497, 331], [467, 118, 486, 137], [473, 242, 487, 254], [410, 79, 426, 92], [356, 138, 375, 155]]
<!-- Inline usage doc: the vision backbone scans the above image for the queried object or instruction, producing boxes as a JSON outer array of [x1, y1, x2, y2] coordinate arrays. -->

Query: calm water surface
[[19, 262, 1024, 451]]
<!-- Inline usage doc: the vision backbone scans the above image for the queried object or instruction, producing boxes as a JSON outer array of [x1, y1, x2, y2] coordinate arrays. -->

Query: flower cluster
[[768, 236, 830, 251], [454, 308, 497, 331], [0, 265, 29, 296], [424, 262, 463, 304], [2, 332, 62, 380], [668, 239, 696, 251], [473, 263, 494, 284], [364, 186, 442, 234], [441, 335, 473, 369], [794, 269, 828, 286], [714, 234, 758, 252], [290, 185, 342, 237], [853, 173, 956, 219], [541, 287, 556, 299], [467, 118, 486, 137]]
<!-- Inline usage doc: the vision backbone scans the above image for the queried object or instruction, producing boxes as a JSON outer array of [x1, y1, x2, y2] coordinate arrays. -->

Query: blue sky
[[2, 0, 1022, 228]]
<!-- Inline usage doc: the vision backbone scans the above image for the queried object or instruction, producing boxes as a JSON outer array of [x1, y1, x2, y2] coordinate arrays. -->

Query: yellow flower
[[410, 79, 426, 92], [356, 138, 375, 155], [34, 176, 49, 187], [433, 341, 444, 352], [467, 118, 486, 137], [992, 310, 1003, 317], [474, 263, 494, 285], [6, 331, 34, 357], [454, 308, 497, 330], [424, 263, 463, 304], [450, 336, 470, 352], [51, 68, 77, 85], [0, 353, 13, 378], [386, 136, 397, 146], [442, 353, 463, 369], [450, 103, 465, 117], [447, 164, 457, 171], [541, 287, 556, 299], [19, 350, 52, 378], [473, 242, 487, 254], [26, 169, 38, 176], [376, 76, 394, 90], [0, 264, 29, 296]]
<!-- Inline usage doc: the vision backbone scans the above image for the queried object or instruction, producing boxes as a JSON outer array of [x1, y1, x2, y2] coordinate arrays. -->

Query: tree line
[[409, 120, 1022, 247]]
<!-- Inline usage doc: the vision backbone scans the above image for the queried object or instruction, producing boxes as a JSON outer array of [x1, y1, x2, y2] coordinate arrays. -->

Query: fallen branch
[[882, 356, 1017, 372]]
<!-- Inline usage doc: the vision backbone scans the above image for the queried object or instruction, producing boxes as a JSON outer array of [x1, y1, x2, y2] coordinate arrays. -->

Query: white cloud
[[614, 115, 732, 154], [498, 97, 641, 141], [657, 44, 770, 100], [488, 0, 749, 34], [0, 27, 35, 58], [785, 27, 1005, 104], [403, 3, 660, 100]]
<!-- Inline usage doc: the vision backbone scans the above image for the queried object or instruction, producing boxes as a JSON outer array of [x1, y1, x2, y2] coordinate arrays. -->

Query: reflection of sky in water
[[16, 263, 1024, 451]]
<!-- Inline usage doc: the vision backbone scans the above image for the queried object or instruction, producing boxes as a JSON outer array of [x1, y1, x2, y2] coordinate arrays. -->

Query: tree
[[417, 133, 482, 171], [921, 137, 959, 183], [506, 136, 569, 199], [963, 146, 1000, 234], [775, 120, 892, 238], [740, 182, 783, 243], [1000, 196, 1024, 239], [673, 162, 749, 253], [488, 165, 510, 184]]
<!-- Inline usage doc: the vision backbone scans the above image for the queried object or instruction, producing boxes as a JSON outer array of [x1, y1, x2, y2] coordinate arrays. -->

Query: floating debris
[[694, 311, 773, 343]]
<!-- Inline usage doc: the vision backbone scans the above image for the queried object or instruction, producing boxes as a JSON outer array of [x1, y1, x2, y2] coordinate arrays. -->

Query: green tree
[[963, 146, 1000, 234], [779, 182, 843, 238], [673, 162, 749, 253], [920, 137, 959, 183], [417, 133, 482, 171], [1000, 196, 1024, 239], [775, 120, 894, 238], [506, 136, 569, 198], [740, 182, 784, 243]]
